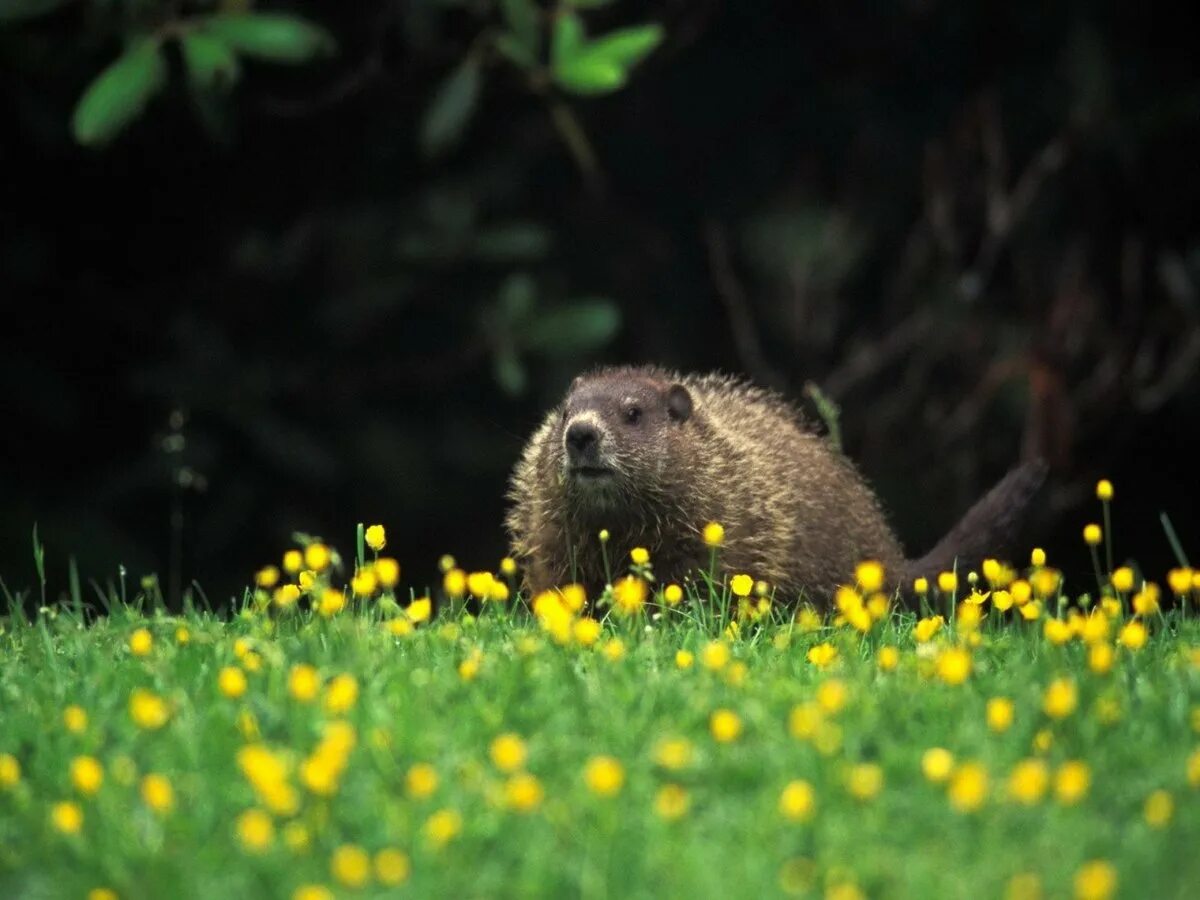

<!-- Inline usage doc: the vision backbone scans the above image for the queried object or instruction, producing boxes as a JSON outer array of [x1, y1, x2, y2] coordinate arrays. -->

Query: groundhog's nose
[[565, 421, 600, 460]]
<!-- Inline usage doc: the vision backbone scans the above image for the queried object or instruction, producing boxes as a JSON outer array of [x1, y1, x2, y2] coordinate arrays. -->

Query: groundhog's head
[[554, 369, 694, 514]]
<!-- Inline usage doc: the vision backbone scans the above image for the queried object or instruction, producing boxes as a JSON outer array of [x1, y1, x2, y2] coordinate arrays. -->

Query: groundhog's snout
[[564, 419, 608, 473]]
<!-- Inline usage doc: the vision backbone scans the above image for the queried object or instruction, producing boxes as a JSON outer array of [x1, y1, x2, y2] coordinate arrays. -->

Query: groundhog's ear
[[666, 384, 693, 422]]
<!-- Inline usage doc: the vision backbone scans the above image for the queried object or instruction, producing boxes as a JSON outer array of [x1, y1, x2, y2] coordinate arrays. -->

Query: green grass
[[1, 564, 1199, 900]]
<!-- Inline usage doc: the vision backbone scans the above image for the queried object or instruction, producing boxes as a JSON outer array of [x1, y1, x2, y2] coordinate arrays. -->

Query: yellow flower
[[218, 666, 248, 699], [1032, 567, 1061, 598], [573, 617, 602, 647], [407, 597, 432, 623], [304, 543, 331, 572], [702, 521, 725, 547], [324, 673, 358, 714], [298, 571, 316, 592], [1083, 523, 1102, 546], [1168, 568, 1193, 596], [0, 754, 20, 789], [583, 755, 624, 796], [654, 783, 689, 821], [1031, 547, 1046, 567], [255, 566, 280, 589], [1018, 599, 1042, 621], [779, 780, 816, 821], [663, 583, 684, 605], [1044, 617, 1072, 646], [629, 546, 651, 566], [375, 849, 411, 886], [269, 584, 298, 610], [816, 679, 849, 714], [126, 627, 153, 657], [1144, 789, 1173, 828], [1073, 860, 1117, 900], [494, 557, 517, 578], [281, 549, 303, 574], [1007, 758, 1049, 805], [63, 705, 88, 734], [1118, 620, 1147, 650], [292, 887, 333, 900], [236, 808, 273, 852], [1095, 479, 1113, 501], [796, 606, 823, 632], [913, 616, 943, 643], [129, 689, 170, 729], [710, 708, 742, 743], [281, 822, 310, 853], [330, 844, 371, 888], [51, 800, 83, 834], [369, 557, 399, 589], [675, 649, 694, 669], [948, 761, 988, 812], [424, 809, 463, 848], [935, 647, 972, 685], [1032, 728, 1054, 754], [288, 664, 321, 702], [788, 703, 823, 741], [141, 773, 173, 813], [1043, 678, 1077, 718], [612, 576, 647, 616], [937, 571, 957, 594], [877, 646, 900, 672], [598, 529, 610, 543], [807, 643, 838, 668], [87, 890, 118, 900], [406, 763, 438, 799], [316, 589, 345, 618], [1054, 760, 1091, 804], [601, 638, 625, 662], [1132, 585, 1159, 616], [504, 773, 544, 813], [922, 748, 955, 783], [458, 650, 483, 680], [957, 602, 984, 633], [1107, 567, 1134, 594], [70, 756, 103, 796], [913, 576, 929, 595], [854, 560, 885, 592], [1187, 749, 1200, 787], [1088, 643, 1114, 675], [490, 733, 527, 773], [701, 640, 730, 671], [361, 524, 385, 552], [730, 573, 753, 597], [653, 737, 694, 770], [846, 763, 883, 800], [466, 571, 495, 599], [443, 568, 467, 598], [986, 697, 1014, 733], [992, 590, 1013, 611], [350, 568, 377, 597]]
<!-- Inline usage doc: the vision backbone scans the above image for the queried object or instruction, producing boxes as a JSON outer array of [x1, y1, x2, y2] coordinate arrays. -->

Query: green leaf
[[498, 273, 537, 322], [493, 346, 528, 397], [498, 0, 540, 67], [71, 37, 167, 147], [554, 55, 625, 95], [551, 12, 586, 72], [180, 31, 241, 92], [420, 56, 482, 158], [0, 0, 69, 23], [524, 299, 621, 356], [551, 19, 663, 96], [203, 12, 335, 64], [586, 24, 664, 69]]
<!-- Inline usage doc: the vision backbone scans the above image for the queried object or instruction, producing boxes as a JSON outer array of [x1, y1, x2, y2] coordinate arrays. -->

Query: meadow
[[2, 495, 1199, 900]]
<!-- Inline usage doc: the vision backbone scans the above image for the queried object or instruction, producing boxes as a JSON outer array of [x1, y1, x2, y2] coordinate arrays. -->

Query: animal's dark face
[[556, 373, 693, 512]]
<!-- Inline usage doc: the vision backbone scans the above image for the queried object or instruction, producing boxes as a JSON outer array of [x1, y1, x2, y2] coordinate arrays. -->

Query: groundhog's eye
[[625, 406, 642, 425]]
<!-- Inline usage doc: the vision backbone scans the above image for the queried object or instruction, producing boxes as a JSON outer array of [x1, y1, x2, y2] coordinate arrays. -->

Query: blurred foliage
[[1, 0, 1198, 607]]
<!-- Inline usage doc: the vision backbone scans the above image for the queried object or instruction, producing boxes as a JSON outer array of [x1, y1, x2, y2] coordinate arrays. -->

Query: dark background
[[3, 0, 1198, 607]]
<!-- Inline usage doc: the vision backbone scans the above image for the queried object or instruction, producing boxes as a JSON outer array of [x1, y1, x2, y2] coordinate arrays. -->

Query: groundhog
[[506, 365, 1045, 602]]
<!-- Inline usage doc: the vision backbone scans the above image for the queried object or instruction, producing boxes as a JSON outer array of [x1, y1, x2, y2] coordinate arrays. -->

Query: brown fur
[[506, 366, 1044, 602]]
